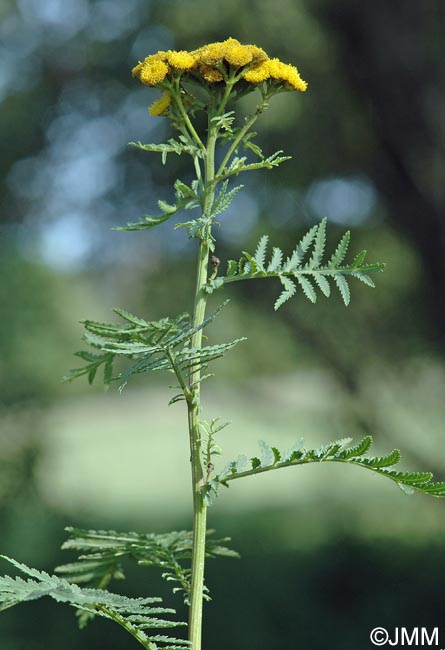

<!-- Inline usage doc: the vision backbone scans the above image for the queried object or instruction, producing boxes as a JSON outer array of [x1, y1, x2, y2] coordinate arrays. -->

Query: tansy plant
[[1, 37, 444, 650]]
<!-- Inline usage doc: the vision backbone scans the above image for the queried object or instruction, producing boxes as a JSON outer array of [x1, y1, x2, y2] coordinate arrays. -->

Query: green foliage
[[55, 527, 238, 607], [218, 151, 291, 180], [116, 179, 200, 232], [201, 419, 229, 479], [202, 436, 445, 505], [175, 180, 244, 251], [211, 181, 244, 219], [206, 219, 385, 309], [130, 139, 203, 164], [0, 556, 188, 650], [64, 302, 245, 392]]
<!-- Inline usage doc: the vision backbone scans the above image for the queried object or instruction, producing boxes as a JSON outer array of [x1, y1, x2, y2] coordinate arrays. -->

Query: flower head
[[137, 54, 169, 86], [222, 38, 254, 66], [243, 61, 271, 83], [192, 38, 267, 69], [149, 92, 172, 117], [192, 42, 224, 66], [267, 58, 307, 92], [167, 50, 196, 70], [243, 58, 307, 92], [199, 64, 224, 83]]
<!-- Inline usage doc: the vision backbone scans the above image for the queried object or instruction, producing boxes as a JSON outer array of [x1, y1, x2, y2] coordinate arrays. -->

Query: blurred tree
[[309, 0, 445, 341]]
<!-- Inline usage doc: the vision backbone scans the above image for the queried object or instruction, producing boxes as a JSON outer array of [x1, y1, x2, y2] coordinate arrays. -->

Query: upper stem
[[187, 116, 217, 650], [172, 77, 206, 152]]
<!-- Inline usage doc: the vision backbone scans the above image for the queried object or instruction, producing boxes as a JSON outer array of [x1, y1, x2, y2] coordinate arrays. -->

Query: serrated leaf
[[254, 235, 269, 271], [57, 527, 237, 607], [114, 212, 173, 232], [112, 309, 149, 327], [352, 249, 367, 267], [282, 439, 305, 462], [334, 273, 350, 305], [267, 247, 283, 273], [358, 449, 401, 468], [274, 276, 296, 310], [313, 274, 331, 297], [214, 434, 444, 500], [328, 230, 350, 267], [285, 224, 319, 271], [226, 260, 238, 276], [0, 555, 183, 636], [259, 440, 275, 467], [240, 251, 259, 275], [158, 200, 177, 214], [350, 271, 375, 287], [339, 436, 373, 459], [217, 220, 384, 310], [297, 276, 317, 303], [210, 181, 244, 219], [307, 218, 326, 269]]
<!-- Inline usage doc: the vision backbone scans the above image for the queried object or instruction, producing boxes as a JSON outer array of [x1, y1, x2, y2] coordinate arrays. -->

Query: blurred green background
[[1, 0, 444, 648]]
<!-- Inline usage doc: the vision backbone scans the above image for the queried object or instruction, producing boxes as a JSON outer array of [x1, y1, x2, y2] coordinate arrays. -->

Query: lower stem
[[187, 121, 216, 650], [187, 401, 208, 650], [187, 241, 210, 650]]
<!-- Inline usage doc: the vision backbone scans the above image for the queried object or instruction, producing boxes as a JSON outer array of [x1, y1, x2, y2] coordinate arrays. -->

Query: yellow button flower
[[267, 58, 307, 91], [167, 50, 196, 70], [193, 38, 268, 69], [246, 44, 268, 63], [199, 64, 224, 83], [195, 42, 226, 66], [222, 38, 253, 66], [243, 61, 271, 83], [149, 92, 172, 116], [243, 58, 307, 92], [137, 54, 169, 86]]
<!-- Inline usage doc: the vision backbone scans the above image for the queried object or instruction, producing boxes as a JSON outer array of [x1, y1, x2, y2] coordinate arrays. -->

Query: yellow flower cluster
[[132, 38, 307, 94], [244, 58, 307, 92], [133, 53, 169, 86], [192, 38, 267, 68], [149, 92, 172, 117]]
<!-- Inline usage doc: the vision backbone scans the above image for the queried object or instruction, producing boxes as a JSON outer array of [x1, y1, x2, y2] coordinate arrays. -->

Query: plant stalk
[[187, 119, 217, 650]]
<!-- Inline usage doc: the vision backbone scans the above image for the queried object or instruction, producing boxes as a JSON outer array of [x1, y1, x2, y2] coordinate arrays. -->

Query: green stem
[[172, 78, 206, 152], [216, 111, 260, 178], [215, 92, 272, 178], [216, 265, 385, 288], [187, 119, 217, 650]]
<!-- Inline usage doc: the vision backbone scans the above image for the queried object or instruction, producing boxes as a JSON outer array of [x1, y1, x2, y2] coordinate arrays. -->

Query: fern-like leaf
[[65, 301, 242, 393], [274, 276, 297, 310], [116, 178, 199, 232], [0, 556, 186, 649], [306, 217, 326, 269], [130, 138, 202, 163], [328, 230, 350, 267], [254, 235, 269, 272], [333, 273, 351, 306], [56, 528, 238, 607], [207, 436, 445, 502], [207, 220, 385, 308], [210, 181, 244, 219], [267, 247, 283, 273]]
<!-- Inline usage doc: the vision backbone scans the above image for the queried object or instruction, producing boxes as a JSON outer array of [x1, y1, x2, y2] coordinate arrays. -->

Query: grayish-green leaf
[[210, 435, 445, 500]]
